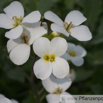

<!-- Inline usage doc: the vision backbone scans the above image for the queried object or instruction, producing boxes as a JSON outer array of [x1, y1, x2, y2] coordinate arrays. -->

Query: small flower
[[33, 37, 69, 80], [62, 43, 87, 66], [66, 69, 76, 81], [7, 26, 47, 65], [42, 75, 74, 103], [0, 1, 41, 39], [44, 10, 92, 41]]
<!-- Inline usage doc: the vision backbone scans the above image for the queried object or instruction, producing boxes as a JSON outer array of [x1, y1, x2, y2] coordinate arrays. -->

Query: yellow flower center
[[64, 21, 73, 33], [12, 16, 23, 27], [68, 51, 76, 57], [44, 54, 55, 62], [52, 87, 63, 94], [21, 33, 29, 45]]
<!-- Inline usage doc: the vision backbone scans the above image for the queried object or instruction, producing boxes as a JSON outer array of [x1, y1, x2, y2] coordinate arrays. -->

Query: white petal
[[0, 14, 14, 29], [42, 75, 58, 93], [61, 53, 71, 60], [71, 57, 84, 66], [25, 27, 47, 45], [51, 23, 69, 37], [61, 92, 75, 103], [50, 37, 68, 57], [33, 59, 52, 80], [10, 44, 30, 65], [67, 42, 76, 52], [0, 94, 12, 103], [57, 77, 72, 92], [74, 45, 87, 57], [33, 37, 50, 57], [4, 1, 24, 18], [10, 99, 19, 103], [5, 25, 23, 39], [46, 94, 60, 103], [52, 57, 69, 78], [44, 11, 64, 26], [22, 11, 41, 23], [23, 22, 48, 30], [65, 10, 87, 26], [7, 39, 19, 52], [70, 25, 92, 41]]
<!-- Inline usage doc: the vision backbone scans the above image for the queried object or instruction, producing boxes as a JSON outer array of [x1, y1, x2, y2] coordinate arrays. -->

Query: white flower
[[23, 21, 48, 31], [66, 69, 76, 81], [33, 37, 69, 80], [42, 75, 75, 103], [0, 1, 41, 39], [44, 10, 92, 41], [0, 94, 18, 103], [7, 26, 47, 65], [62, 43, 87, 66]]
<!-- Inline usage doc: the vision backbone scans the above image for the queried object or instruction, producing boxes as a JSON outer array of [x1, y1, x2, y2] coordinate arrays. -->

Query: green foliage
[[0, 0, 103, 102]]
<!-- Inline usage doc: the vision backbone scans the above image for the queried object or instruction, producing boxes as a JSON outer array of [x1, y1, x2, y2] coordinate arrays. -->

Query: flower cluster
[[0, 1, 92, 103]]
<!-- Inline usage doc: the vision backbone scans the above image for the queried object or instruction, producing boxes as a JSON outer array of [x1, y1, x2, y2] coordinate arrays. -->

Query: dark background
[[0, 0, 103, 102]]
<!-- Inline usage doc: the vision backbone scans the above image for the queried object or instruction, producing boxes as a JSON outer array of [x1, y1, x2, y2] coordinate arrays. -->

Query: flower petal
[[51, 23, 69, 37], [7, 39, 19, 52], [46, 94, 60, 103], [0, 14, 14, 29], [74, 45, 87, 57], [33, 59, 52, 80], [23, 22, 48, 30], [24, 27, 47, 45], [22, 11, 41, 23], [52, 57, 69, 78], [0, 94, 12, 103], [67, 42, 76, 52], [5, 25, 23, 39], [4, 1, 24, 18], [57, 76, 72, 92], [61, 92, 75, 103], [44, 11, 64, 26], [42, 75, 58, 93], [50, 37, 68, 57], [65, 10, 87, 26], [10, 44, 30, 65], [62, 53, 71, 60], [70, 25, 92, 41], [10, 99, 19, 103], [71, 57, 84, 66], [33, 37, 50, 57]]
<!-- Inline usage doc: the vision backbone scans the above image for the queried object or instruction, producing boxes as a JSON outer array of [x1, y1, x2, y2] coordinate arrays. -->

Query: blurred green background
[[0, 0, 103, 102]]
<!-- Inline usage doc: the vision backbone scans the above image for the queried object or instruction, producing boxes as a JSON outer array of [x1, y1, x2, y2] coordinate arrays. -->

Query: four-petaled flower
[[42, 75, 75, 103], [44, 10, 92, 41], [7, 26, 47, 65], [0, 1, 41, 39], [62, 42, 87, 66], [33, 37, 69, 80]]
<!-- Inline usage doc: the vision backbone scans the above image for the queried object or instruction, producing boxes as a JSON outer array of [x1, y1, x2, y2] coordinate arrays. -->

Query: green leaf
[[37, 0, 58, 15], [91, 84, 102, 94], [22, 91, 37, 103], [89, 17, 103, 45], [7, 68, 25, 83], [83, 0, 102, 32], [86, 50, 103, 65], [75, 68, 95, 82], [64, 0, 75, 9]]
